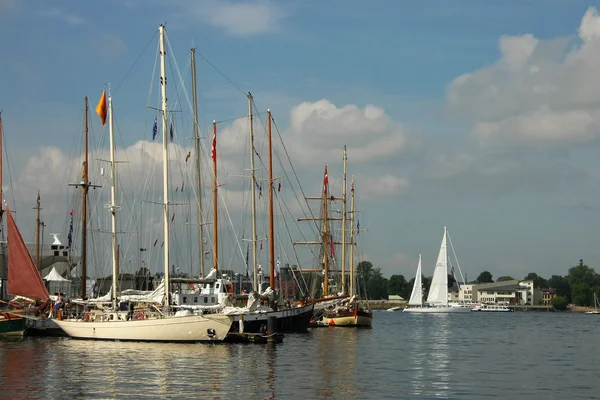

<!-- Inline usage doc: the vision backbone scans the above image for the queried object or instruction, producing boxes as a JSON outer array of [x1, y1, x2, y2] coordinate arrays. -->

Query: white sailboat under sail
[[52, 25, 233, 342], [404, 227, 471, 313]]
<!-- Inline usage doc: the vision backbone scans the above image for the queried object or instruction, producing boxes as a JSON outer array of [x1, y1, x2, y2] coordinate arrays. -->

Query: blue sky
[[2, 0, 600, 282]]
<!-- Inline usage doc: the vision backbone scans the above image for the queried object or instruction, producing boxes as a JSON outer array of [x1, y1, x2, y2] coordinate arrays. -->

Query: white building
[[456, 280, 542, 305]]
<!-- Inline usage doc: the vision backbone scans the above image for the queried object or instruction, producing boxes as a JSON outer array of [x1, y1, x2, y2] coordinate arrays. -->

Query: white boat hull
[[386, 306, 403, 312], [404, 306, 472, 313], [53, 314, 232, 342]]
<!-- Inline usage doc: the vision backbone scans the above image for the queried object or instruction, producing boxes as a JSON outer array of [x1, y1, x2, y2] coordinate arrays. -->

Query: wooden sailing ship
[[297, 146, 373, 327]]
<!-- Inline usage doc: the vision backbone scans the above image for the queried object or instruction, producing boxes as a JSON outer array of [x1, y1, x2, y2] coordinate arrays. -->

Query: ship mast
[[341, 145, 347, 295], [108, 95, 119, 310], [212, 121, 218, 273], [191, 48, 205, 277], [322, 165, 330, 297], [349, 175, 355, 296], [34, 191, 41, 271], [159, 24, 171, 307], [267, 109, 275, 290], [248, 93, 259, 293], [0, 112, 3, 221], [69, 97, 99, 298]]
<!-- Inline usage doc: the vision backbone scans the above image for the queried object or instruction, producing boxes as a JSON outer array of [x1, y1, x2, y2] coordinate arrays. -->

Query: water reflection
[[313, 327, 360, 399]]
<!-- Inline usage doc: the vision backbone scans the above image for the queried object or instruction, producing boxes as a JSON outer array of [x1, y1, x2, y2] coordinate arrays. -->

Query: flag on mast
[[95, 89, 107, 126]]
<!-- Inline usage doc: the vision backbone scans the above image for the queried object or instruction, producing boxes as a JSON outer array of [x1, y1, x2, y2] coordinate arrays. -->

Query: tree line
[[359, 259, 600, 309]]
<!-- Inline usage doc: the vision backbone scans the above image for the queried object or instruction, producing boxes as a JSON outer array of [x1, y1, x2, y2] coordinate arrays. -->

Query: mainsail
[[407, 254, 423, 306], [425, 227, 448, 306], [6, 206, 50, 300]]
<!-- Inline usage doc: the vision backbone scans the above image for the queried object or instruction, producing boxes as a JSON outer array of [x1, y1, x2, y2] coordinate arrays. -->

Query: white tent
[[44, 266, 71, 296]]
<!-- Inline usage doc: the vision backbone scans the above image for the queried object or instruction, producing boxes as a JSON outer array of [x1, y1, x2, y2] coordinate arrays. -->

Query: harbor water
[[0, 311, 598, 399]]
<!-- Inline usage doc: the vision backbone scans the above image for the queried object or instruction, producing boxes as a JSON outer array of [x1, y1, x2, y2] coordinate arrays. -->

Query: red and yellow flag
[[96, 89, 107, 126]]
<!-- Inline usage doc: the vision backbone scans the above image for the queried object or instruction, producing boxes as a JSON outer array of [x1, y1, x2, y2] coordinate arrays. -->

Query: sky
[[2, 0, 600, 282]]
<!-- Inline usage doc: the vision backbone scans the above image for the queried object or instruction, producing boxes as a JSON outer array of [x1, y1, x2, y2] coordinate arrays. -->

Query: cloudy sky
[[1, 0, 600, 281]]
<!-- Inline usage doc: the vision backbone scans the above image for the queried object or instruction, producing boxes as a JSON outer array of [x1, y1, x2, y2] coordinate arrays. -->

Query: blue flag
[[67, 210, 73, 249], [152, 117, 158, 140]]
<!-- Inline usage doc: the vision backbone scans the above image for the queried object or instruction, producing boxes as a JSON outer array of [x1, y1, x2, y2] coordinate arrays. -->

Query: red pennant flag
[[211, 123, 217, 164], [323, 165, 329, 194]]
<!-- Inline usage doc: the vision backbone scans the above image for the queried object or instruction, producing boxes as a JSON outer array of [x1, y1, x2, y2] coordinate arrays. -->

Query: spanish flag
[[96, 89, 107, 126]]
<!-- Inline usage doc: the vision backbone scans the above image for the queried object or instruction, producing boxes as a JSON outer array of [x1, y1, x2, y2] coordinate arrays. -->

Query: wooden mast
[[248, 93, 258, 293], [341, 145, 347, 295], [212, 121, 218, 273], [349, 175, 355, 296], [34, 191, 41, 271], [191, 48, 205, 277], [0, 111, 3, 220], [267, 109, 275, 289], [82, 97, 89, 297], [69, 97, 100, 298], [323, 165, 329, 297]]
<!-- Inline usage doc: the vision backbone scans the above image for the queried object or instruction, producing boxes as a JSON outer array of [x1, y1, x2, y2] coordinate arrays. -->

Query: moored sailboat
[[1, 204, 53, 336], [321, 162, 373, 327], [52, 25, 232, 342]]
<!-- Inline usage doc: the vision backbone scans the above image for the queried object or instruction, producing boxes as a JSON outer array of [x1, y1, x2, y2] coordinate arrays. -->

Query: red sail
[[6, 206, 50, 300]]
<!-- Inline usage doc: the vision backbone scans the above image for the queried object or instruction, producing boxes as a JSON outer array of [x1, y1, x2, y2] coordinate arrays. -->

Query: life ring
[[135, 312, 144, 320], [83, 313, 90, 322]]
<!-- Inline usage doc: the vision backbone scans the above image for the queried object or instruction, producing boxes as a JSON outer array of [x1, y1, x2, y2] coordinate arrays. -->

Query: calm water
[[0, 311, 598, 399]]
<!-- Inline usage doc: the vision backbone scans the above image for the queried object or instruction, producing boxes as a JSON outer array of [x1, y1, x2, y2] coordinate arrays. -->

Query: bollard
[[267, 316, 277, 342]]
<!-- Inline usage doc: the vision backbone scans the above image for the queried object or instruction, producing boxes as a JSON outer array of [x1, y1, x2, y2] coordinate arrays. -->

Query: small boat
[[585, 293, 600, 314], [0, 312, 26, 337], [386, 306, 403, 312], [472, 304, 513, 312]]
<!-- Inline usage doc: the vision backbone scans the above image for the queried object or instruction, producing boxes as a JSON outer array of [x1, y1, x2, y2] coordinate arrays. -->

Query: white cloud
[[354, 174, 409, 202], [178, 0, 287, 37], [284, 99, 409, 166], [446, 7, 600, 145], [38, 7, 85, 25]]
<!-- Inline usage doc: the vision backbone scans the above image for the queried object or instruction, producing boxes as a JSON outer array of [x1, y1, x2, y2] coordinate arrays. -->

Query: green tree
[[357, 261, 374, 284], [388, 274, 408, 297], [476, 271, 493, 283], [552, 295, 568, 311], [365, 267, 388, 300], [524, 272, 547, 288], [547, 275, 571, 302], [497, 276, 515, 282]]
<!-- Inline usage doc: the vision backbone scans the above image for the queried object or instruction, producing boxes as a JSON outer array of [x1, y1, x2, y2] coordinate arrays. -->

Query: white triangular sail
[[426, 227, 448, 306], [408, 254, 423, 306]]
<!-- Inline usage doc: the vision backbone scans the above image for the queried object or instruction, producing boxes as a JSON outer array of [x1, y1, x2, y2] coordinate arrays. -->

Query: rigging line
[[271, 116, 320, 232], [113, 30, 159, 96], [274, 192, 311, 294], [192, 47, 246, 95]]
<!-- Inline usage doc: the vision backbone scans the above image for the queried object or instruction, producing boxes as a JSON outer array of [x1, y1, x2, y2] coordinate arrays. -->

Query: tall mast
[[248, 93, 258, 293], [34, 191, 41, 271], [108, 95, 118, 310], [191, 48, 205, 277], [341, 145, 347, 295], [82, 97, 89, 297], [349, 175, 355, 296], [323, 166, 329, 297], [212, 121, 218, 273], [0, 111, 3, 220], [267, 109, 275, 289], [159, 24, 170, 307]]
